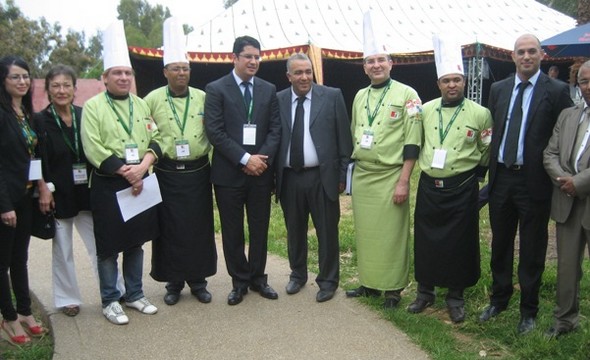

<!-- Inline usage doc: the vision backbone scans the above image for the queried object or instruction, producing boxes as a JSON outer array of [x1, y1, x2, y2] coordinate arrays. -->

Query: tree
[[117, 0, 171, 47], [579, 0, 590, 24], [536, 0, 578, 18], [223, 0, 239, 9], [0, 0, 60, 77], [0, 0, 102, 78]]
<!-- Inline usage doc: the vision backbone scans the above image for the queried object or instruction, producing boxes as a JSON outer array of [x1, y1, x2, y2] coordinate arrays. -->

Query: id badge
[[243, 124, 257, 145], [360, 130, 374, 149], [125, 144, 140, 164], [72, 163, 88, 184], [29, 158, 42, 180], [175, 140, 190, 159], [431, 149, 447, 169]]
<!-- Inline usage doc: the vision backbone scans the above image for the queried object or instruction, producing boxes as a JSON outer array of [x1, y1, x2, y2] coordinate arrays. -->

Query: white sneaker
[[102, 301, 129, 325], [126, 297, 158, 315]]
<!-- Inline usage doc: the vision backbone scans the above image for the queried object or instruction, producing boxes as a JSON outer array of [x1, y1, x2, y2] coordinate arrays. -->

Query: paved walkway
[[27, 234, 429, 359]]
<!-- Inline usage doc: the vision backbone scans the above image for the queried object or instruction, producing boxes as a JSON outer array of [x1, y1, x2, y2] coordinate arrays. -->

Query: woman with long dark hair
[[0, 55, 47, 345]]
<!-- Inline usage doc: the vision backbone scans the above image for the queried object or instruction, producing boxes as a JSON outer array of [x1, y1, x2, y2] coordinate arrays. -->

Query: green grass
[[6, 173, 590, 359], [266, 171, 590, 360]]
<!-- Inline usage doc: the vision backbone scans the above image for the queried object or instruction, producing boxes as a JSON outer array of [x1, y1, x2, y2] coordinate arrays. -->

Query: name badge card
[[29, 159, 42, 180], [360, 130, 374, 149], [243, 124, 257, 145], [175, 140, 190, 159], [431, 149, 447, 169], [125, 144, 140, 164], [72, 163, 88, 184]]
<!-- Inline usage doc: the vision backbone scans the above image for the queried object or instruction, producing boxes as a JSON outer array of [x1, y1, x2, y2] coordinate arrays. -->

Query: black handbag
[[31, 199, 55, 240]]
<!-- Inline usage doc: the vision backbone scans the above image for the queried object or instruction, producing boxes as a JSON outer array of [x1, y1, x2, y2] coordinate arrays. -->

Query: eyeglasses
[[6, 74, 30, 81], [238, 54, 261, 61], [167, 66, 191, 73], [50, 83, 74, 91]]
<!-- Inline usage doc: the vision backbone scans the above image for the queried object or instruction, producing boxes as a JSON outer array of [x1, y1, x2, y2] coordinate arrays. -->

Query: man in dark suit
[[543, 60, 590, 339], [275, 53, 352, 303], [205, 36, 281, 305], [480, 34, 573, 334]]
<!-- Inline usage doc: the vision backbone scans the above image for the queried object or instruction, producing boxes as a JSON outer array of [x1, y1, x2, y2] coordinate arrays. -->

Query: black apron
[[414, 170, 481, 288], [150, 157, 217, 282]]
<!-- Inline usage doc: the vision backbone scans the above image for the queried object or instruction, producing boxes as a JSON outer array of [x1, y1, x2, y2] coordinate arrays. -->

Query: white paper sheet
[[116, 173, 162, 222]]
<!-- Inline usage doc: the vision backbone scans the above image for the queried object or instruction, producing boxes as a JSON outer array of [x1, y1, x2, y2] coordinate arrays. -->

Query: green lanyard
[[438, 99, 465, 145], [50, 105, 80, 162], [105, 92, 134, 137], [166, 87, 190, 137], [17, 112, 36, 157], [245, 94, 253, 124], [365, 80, 391, 127]]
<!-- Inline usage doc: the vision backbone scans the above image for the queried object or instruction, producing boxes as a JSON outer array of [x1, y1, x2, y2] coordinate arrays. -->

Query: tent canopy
[[541, 22, 590, 58], [186, 0, 574, 55]]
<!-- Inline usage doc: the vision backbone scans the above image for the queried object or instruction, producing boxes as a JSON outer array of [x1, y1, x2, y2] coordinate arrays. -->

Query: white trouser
[[52, 211, 125, 308]]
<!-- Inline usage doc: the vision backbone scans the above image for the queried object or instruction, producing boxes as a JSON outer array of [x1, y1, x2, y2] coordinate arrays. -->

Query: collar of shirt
[[513, 70, 541, 92], [232, 69, 253, 89], [290, 88, 312, 104]]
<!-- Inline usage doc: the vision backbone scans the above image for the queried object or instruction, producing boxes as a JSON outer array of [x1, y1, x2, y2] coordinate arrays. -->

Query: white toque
[[163, 17, 189, 66], [103, 20, 132, 71], [432, 33, 464, 79]]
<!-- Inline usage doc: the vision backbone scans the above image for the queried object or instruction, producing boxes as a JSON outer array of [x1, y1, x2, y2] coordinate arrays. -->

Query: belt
[[286, 166, 319, 173], [499, 163, 523, 171]]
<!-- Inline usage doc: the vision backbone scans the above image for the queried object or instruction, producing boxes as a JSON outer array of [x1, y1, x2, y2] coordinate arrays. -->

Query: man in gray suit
[[205, 36, 281, 306], [543, 60, 590, 339], [275, 53, 352, 302]]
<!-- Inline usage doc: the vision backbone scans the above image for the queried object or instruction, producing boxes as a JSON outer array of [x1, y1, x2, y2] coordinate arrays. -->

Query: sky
[[10, 0, 226, 37]]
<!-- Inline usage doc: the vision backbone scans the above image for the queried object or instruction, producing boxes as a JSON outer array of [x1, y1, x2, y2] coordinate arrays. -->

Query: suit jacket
[[205, 73, 281, 187], [275, 84, 352, 202], [487, 72, 573, 201], [543, 104, 590, 229], [0, 108, 34, 213]]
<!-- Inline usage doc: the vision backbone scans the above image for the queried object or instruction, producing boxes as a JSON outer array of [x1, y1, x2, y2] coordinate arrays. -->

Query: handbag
[[31, 198, 55, 240]]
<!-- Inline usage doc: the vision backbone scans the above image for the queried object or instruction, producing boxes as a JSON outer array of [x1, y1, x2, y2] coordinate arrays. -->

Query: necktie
[[503, 81, 529, 167], [242, 82, 252, 110], [290, 96, 306, 171], [573, 107, 590, 172]]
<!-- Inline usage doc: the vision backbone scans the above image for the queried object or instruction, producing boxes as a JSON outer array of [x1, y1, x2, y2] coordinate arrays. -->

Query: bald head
[[511, 34, 544, 81]]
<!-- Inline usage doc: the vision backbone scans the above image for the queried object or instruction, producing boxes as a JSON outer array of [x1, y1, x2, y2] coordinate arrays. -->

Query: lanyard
[[166, 87, 190, 137], [438, 100, 465, 145], [50, 105, 80, 162], [105, 92, 134, 137], [365, 80, 391, 127], [17, 113, 36, 157], [245, 96, 253, 124]]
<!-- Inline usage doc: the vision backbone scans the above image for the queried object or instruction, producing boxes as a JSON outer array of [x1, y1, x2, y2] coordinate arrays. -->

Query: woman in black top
[[0, 55, 47, 345], [35, 65, 124, 317]]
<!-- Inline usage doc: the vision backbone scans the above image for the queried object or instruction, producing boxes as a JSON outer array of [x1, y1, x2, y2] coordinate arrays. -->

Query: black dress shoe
[[345, 286, 381, 298], [448, 306, 465, 323], [164, 291, 180, 305], [544, 325, 572, 340], [227, 288, 248, 305], [407, 299, 434, 313], [316, 289, 335, 303], [191, 288, 212, 303], [250, 284, 278, 300], [286, 281, 303, 295], [479, 305, 505, 322], [517, 316, 535, 334]]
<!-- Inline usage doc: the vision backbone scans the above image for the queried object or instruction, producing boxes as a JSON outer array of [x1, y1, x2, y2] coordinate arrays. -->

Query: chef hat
[[432, 33, 464, 79], [103, 20, 132, 71], [363, 11, 391, 58], [163, 17, 189, 65]]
